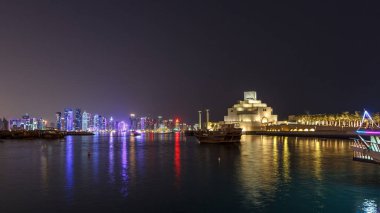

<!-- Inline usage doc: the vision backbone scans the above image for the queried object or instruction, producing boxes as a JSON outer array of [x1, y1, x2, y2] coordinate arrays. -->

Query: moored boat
[[130, 131, 141, 136], [194, 124, 242, 143], [352, 133, 380, 163], [351, 111, 380, 163]]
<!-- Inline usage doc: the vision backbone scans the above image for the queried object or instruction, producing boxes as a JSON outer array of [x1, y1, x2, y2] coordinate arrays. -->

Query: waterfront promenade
[[248, 130, 357, 139], [245, 124, 358, 139]]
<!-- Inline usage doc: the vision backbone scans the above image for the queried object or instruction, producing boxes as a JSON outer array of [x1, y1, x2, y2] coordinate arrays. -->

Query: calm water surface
[[0, 134, 379, 212]]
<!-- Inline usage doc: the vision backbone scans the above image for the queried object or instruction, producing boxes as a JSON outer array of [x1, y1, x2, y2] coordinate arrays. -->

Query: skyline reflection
[[120, 135, 128, 197], [109, 134, 115, 184], [174, 132, 181, 188], [6, 134, 377, 212], [65, 136, 74, 203]]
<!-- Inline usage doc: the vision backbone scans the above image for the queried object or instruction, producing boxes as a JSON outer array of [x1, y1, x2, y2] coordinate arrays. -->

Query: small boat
[[130, 131, 141, 136], [194, 124, 242, 143]]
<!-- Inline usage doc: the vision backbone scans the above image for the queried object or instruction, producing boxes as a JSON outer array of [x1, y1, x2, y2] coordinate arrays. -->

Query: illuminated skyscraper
[[129, 114, 137, 130], [1, 118, 8, 130], [37, 118, 44, 130], [64, 108, 74, 131], [108, 117, 115, 131], [88, 113, 93, 131], [74, 108, 82, 131], [174, 118, 180, 131], [157, 116, 163, 129], [82, 111, 89, 131], [22, 114, 31, 130], [168, 119, 174, 130], [56, 112, 62, 130], [61, 117, 66, 131], [118, 121, 127, 132], [93, 114, 100, 132], [32, 118, 38, 130], [140, 117, 146, 130], [101, 117, 107, 130]]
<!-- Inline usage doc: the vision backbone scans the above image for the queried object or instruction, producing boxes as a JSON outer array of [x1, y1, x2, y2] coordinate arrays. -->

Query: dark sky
[[1, 0, 380, 123]]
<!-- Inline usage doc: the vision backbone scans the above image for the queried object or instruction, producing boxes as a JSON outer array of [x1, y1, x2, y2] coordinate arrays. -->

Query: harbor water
[[0, 134, 379, 212]]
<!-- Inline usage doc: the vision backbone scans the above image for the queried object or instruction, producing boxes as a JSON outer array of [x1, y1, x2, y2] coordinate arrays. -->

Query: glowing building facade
[[64, 108, 74, 131], [56, 112, 62, 130], [93, 114, 100, 131], [224, 91, 278, 131], [108, 117, 115, 131], [129, 114, 137, 130], [101, 117, 107, 131], [8, 114, 46, 130], [82, 111, 90, 131], [74, 108, 82, 131]]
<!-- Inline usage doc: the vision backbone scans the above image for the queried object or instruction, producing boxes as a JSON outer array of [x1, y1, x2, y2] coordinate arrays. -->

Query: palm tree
[[328, 114, 335, 126], [374, 113, 380, 126], [342, 111, 350, 127], [354, 111, 361, 127]]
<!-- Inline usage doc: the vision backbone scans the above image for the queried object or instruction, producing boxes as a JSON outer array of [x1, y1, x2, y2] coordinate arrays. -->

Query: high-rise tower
[[74, 108, 82, 131], [56, 112, 62, 130], [64, 108, 74, 131]]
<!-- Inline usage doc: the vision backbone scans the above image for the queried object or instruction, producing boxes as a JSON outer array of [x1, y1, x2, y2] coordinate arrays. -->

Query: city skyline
[[3, 108, 189, 132]]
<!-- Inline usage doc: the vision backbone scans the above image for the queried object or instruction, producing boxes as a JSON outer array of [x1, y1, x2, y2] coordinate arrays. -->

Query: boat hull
[[196, 136, 241, 143], [194, 131, 242, 144], [351, 145, 380, 163]]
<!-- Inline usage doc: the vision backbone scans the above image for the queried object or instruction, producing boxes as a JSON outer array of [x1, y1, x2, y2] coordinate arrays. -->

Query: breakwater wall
[[0, 130, 65, 139], [64, 131, 94, 136]]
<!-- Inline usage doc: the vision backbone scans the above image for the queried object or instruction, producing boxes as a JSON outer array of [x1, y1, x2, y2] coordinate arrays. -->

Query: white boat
[[351, 110, 380, 163], [352, 134, 380, 163]]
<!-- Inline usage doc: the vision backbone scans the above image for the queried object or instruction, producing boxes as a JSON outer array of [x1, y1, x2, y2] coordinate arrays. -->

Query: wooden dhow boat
[[194, 124, 242, 144]]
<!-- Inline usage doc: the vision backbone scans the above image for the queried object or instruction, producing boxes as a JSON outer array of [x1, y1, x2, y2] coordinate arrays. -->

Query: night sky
[[1, 0, 380, 123]]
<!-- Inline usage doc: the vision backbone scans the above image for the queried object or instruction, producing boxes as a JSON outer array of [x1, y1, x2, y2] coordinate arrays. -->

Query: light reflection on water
[[174, 132, 181, 188], [360, 199, 378, 213], [65, 136, 74, 203], [120, 135, 128, 197], [108, 134, 114, 184], [0, 135, 380, 212]]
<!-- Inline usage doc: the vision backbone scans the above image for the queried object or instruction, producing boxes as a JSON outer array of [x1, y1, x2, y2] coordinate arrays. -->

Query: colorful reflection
[[120, 136, 129, 197], [174, 132, 181, 187], [128, 135, 136, 183], [65, 136, 74, 202], [92, 135, 99, 182], [109, 134, 115, 184], [40, 143, 48, 189]]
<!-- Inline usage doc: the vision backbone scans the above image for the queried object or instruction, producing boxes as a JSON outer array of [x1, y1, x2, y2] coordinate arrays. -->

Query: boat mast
[[198, 110, 202, 130], [206, 109, 210, 130]]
